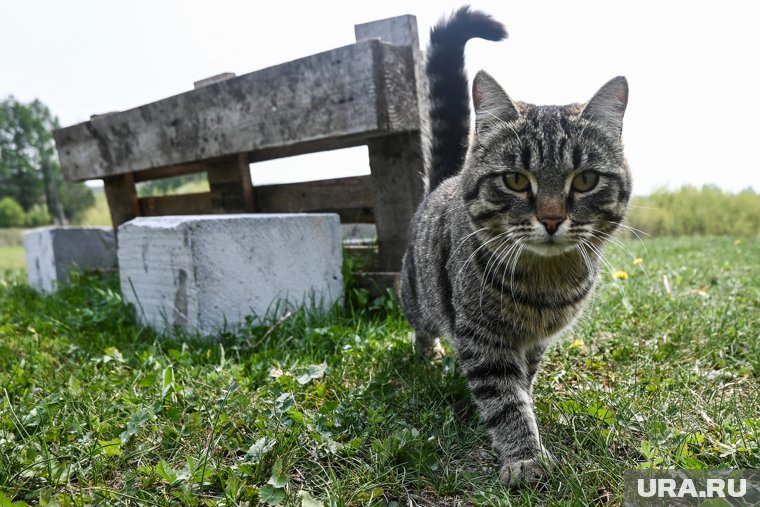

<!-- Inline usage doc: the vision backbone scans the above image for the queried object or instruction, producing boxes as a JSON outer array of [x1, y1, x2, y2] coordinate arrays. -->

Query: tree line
[[0, 96, 94, 227]]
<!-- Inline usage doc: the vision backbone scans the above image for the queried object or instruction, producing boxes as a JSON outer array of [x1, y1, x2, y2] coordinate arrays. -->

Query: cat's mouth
[[525, 239, 577, 257], [523, 227, 578, 257]]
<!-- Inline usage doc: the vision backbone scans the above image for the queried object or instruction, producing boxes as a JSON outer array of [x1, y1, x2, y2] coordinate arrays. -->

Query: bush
[[0, 197, 25, 227], [626, 186, 760, 237], [24, 205, 51, 227]]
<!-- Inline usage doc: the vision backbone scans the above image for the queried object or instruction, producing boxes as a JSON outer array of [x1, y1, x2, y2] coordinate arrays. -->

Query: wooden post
[[103, 173, 139, 233], [366, 134, 424, 271], [207, 153, 256, 212], [355, 15, 425, 272]]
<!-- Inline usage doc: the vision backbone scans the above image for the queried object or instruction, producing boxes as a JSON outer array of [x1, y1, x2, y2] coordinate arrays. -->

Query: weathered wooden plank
[[55, 39, 418, 182], [254, 176, 375, 223], [132, 162, 209, 183], [138, 192, 216, 216], [137, 176, 376, 223], [103, 173, 139, 231]]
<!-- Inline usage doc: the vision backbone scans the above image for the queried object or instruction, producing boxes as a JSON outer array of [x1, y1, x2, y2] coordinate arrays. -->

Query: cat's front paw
[[498, 457, 550, 488]]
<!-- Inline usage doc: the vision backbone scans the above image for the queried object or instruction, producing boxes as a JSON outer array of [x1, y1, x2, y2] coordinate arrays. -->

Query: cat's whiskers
[[451, 226, 490, 258], [478, 234, 514, 319], [580, 238, 629, 304], [455, 230, 513, 286], [581, 240, 626, 314], [590, 228, 650, 280], [507, 242, 526, 307], [494, 238, 524, 314], [575, 242, 593, 280], [608, 220, 650, 255], [609, 221, 650, 237], [590, 228, 637, 260], [573, 243, 600, 322]]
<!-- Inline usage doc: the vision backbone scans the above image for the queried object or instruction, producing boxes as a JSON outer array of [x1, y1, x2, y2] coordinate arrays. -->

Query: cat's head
[[461, 71, 631, 257]]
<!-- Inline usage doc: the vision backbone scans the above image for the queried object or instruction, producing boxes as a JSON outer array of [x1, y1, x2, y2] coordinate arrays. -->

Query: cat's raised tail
[[425, 7, 507, 192]]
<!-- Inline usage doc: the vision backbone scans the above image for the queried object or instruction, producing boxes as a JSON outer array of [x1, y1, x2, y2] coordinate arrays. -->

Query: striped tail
[[425, 6, 507, 192]]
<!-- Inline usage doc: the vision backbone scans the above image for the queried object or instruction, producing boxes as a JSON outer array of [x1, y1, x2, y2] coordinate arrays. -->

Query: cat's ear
[[581, 76, 628, 137], [472, 71, 520, 133]]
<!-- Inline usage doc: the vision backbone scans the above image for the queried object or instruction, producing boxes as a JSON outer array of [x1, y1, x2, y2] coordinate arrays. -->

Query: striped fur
[[400, 7, 631, 487], [425, 7, 507, 192]]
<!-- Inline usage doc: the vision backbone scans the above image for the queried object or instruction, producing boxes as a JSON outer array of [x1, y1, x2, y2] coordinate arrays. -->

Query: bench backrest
[[52, 14, 426, 273]]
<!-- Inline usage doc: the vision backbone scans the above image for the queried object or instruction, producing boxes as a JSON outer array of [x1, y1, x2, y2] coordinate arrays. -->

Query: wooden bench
[[53, 15, 427, 293]]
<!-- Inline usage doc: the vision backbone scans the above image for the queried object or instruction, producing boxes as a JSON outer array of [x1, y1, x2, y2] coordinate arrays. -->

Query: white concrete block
[[118, 214, 343, 335], [23, 227, 117, 293]]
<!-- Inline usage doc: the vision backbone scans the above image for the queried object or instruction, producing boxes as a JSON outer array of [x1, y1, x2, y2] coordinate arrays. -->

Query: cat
[[400, 7, 631, 486]]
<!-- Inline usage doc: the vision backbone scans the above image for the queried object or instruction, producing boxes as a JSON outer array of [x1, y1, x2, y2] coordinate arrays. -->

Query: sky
[[2, 0, 758, 195]]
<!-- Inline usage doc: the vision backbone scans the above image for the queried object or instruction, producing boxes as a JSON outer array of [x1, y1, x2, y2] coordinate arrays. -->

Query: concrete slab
[[118, 214, 343, 335], [23, 227, 117, 293]]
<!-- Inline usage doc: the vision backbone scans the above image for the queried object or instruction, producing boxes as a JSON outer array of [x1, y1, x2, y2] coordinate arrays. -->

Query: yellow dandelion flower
[[632, 258, 643, 265], [569, 338, 584, 349], [734, 239, 742, 246], [613, 270, 629, 280]]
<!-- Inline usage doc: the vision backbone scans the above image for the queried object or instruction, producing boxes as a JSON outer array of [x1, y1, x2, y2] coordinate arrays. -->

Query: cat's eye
[[571, 171, 600, 192], [503, 172, 530, 192]]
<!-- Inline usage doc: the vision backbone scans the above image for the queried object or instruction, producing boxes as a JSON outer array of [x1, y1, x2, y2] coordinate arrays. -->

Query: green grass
[[0, 246, 25, 271], [0, 237, 758, 506], [0, 228, 25, 272], [0, 228, 23, 248]]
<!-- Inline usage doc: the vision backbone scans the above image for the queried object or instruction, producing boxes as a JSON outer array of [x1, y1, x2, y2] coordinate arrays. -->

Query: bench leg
[[367, 132, 424, 272], [104, 173, 140, 240]]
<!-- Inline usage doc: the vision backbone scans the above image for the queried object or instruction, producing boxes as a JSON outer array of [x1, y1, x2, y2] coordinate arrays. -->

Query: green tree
[[58, 177, 95, 222], [0, 96, 93, 224]]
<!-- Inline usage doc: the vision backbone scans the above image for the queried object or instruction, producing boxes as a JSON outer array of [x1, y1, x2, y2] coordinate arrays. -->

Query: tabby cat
[[400, 7, 631, 486]]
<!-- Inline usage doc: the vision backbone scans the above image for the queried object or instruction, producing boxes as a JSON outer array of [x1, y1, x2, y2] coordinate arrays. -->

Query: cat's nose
[[539, 216, 565, 235]]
